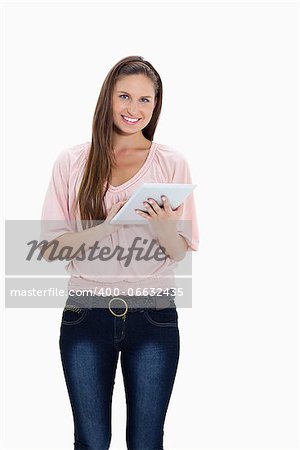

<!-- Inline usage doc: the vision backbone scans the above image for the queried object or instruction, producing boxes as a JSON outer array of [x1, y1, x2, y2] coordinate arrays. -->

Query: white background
[[1, 1, 299, 449]]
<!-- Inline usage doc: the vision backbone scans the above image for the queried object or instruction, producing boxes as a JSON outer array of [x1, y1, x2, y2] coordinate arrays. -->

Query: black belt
[[65, 293, 176, 318]]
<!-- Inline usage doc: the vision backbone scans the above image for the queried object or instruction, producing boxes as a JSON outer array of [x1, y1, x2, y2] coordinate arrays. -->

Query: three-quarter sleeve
[[170, 153, 200, 251], [39, 149, 74, 244]]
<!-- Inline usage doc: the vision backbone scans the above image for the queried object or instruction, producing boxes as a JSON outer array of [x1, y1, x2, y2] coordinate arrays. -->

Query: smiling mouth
[[121, 115, 142, 124]]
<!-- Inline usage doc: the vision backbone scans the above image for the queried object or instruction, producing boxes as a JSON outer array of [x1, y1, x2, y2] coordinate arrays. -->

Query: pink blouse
[[40, 141, 200, 296]]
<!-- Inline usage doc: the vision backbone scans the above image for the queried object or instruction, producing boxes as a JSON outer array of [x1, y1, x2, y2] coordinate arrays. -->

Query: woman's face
[[112, 74, 156, 134]]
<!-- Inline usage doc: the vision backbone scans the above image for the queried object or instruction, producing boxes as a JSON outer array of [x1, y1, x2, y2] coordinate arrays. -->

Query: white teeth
[[122, 115, 140, 122]]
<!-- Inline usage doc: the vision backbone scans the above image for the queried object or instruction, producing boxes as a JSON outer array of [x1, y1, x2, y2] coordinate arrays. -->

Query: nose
[[126, 102, 141, 117]]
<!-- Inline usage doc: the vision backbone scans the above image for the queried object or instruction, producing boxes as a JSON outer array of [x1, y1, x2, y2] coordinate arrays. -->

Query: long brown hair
[[72, 55, 163, 227]]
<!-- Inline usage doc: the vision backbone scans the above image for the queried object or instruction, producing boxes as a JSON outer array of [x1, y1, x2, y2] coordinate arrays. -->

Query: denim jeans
[[59, 294, 180, 450]]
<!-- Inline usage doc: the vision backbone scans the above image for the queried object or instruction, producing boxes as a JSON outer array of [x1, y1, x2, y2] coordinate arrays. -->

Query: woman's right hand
[[41, 199, 129, 262], [103, 199, 128, 234]]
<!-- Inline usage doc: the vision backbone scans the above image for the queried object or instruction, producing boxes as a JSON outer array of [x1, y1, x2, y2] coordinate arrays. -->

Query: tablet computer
[[110, 183, 197, 224]]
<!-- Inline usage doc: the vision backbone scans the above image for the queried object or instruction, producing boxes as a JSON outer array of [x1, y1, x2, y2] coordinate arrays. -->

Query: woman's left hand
[[135, 195, 184, 234]]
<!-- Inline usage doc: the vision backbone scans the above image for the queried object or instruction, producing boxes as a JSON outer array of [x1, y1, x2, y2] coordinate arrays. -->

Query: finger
[[113, 199, 127, 209], [107, 200, 127, 219], [117, 199, 128, 207], [161, 195, 172, 213], [147, 198, 162, 215], [135, 209, 151, 220], [143, 201, 157, 217], [110, 202, 125, 215]]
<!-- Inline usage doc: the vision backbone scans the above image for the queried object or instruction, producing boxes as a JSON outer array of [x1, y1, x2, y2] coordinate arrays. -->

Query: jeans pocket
[[143, 307, 178, 327], [61, 305, 88, 326]]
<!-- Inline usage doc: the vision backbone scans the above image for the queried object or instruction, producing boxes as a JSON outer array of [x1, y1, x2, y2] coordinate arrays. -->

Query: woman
[[40, 55, 199, 450]]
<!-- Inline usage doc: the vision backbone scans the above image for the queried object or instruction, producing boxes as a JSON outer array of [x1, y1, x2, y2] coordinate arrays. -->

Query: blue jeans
[[59, 294, 180, 450]]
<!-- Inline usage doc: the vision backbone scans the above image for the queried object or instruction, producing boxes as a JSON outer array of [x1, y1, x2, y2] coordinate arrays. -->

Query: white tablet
[[110, 183, 197, 224]]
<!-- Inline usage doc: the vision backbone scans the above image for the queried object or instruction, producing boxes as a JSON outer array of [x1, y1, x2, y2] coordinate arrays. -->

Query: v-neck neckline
[[107, 141, 156, 193]]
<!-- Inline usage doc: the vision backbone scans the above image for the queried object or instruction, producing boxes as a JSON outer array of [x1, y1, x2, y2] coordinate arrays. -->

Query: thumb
[[108, 199, 127, 218], [175, 203, 184, 217], [115, 198, 127, 208], [175, 203, 184, 211]]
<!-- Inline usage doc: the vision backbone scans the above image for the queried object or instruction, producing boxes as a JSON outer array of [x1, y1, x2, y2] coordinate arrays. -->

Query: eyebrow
[[116, 91, 153, 98]]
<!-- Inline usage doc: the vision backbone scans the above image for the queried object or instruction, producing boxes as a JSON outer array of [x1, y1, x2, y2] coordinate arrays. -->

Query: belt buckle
[[108, 297, 128, 317]]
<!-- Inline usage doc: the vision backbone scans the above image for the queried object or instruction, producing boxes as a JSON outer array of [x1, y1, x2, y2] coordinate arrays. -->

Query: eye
[[119, 95, 150, 103]]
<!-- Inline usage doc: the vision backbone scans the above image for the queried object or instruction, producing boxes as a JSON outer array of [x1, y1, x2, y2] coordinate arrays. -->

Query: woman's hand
[[103, 199, 128, 234], [135, 195, 184, 235]]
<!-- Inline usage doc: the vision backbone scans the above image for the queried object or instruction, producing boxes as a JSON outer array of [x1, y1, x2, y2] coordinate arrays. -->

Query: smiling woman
[[40, 55, 199, 450], [112, 74, 157, 130], [109, 73, 159, 189]]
